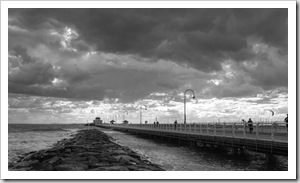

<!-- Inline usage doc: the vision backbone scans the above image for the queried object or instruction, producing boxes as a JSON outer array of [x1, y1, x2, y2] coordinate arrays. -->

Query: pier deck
[[96, 122, 288, 156]]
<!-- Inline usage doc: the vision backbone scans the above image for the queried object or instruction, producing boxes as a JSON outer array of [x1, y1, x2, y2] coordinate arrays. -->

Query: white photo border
[[1, 0, 296, 180]]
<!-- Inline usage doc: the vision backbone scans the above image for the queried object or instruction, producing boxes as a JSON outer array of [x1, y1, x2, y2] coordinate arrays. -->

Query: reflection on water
[[102, 129, 288, 171]]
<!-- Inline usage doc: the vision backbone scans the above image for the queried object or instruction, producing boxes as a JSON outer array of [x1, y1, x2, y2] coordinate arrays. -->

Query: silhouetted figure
[[248, 118, 253, 133], [284, 114, 288, 131], [174, 120, 178, 130]]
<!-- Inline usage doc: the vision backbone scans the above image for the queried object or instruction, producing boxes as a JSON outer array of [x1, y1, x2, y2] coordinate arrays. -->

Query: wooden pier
[[96, 122, 288, 156]]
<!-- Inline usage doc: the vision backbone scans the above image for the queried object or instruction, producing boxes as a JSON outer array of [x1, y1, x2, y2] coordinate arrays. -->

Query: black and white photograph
[[1, 0, 296, 180]]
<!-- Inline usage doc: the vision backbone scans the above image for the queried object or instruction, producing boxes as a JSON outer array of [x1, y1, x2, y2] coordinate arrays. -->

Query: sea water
[[8, 124, 288, 171], [8, 123, 86, 164]]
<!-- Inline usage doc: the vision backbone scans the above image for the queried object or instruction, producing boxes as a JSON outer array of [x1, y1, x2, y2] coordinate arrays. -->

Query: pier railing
[[104, 122, 287, 142]]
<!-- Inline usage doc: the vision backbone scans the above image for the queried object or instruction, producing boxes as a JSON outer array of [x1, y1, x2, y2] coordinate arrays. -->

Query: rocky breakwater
[[9, 129, 164, 171]]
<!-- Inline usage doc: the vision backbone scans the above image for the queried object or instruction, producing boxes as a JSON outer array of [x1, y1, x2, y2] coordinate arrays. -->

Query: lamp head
[[192, 95, 195, 99]]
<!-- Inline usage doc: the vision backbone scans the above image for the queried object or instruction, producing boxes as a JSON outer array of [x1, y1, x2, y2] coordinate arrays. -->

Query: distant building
[[122, 120, 129, 124], [94, 117, 103, 124], [110, 120, 115, 125]]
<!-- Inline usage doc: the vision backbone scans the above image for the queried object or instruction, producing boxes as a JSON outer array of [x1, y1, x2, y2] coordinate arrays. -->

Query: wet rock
[[102, 166, 129, 171], [111, 149, 128, 156], [14, 160, 39, 168], [66, 145, 86, 149], [127, 165, 150, 171], [13, 167, 32, 171], [114, 155, 140, 164], [63, 156, 87, 162], [54, 163, 88, 171], [77, 152, 99, 157], [102, 144, 116, 148], [34, 162, 54, 171], [87, 156, 98, 163], [88, 162, 111, 168], [45, 156, 62, 165], [9, 129, 164, 171], [71, 148, 86, 153], [64, 149, 72, 153], [90, 167, 107, 171]]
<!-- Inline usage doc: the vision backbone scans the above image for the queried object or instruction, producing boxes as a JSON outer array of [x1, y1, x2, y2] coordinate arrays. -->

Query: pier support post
[[206, 123, 209, 135], [200, 123, 202, 134], [214, 123, 217, 135], [266, 153, 276, 169], [233, 147, 238, 155], [256, 123, 260, 139], [271, 123, 275, 141], [243, 123, 246, 138], [240, 147, 245, 155]]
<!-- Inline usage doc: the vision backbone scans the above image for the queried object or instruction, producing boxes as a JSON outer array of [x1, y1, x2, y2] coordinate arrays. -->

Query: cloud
[[239, 42, 288, 89], [8, 44, 208, 101], [9, 9, 287, 71], [231, 9, 288, 49], [8, 8, 288, 102]]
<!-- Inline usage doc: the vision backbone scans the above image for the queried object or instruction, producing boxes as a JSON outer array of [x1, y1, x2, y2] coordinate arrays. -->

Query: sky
[[8, 8, 288, 124]]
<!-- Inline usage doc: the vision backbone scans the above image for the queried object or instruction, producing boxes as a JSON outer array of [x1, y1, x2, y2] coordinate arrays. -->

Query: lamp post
[[123, 110, 128, 121], [184, 89, 196, 124], [140, 105, 147, 125]]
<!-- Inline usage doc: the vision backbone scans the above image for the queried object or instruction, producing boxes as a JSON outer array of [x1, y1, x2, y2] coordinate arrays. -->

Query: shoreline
[[9, 128, 164, 171]]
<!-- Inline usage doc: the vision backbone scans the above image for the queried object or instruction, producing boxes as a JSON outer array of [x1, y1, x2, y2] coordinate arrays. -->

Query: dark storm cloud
[[231, 9, 288, 49], [8, 8, 288, 101], [11, 46, 35, 64], [9, 8, 287, 72], [9, 46, 57, 85], [240, 47, 288, 90]]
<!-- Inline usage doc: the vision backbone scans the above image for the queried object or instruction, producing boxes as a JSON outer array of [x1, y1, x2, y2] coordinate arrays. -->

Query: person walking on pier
[[284, 114, 288, 131], [174, 120, 178, 130], [248, 118, 253, 133], [156, 121, 160, 129]]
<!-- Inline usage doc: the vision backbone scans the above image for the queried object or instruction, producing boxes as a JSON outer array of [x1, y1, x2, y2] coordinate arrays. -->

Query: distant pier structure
[[93, 117, 103, 124]]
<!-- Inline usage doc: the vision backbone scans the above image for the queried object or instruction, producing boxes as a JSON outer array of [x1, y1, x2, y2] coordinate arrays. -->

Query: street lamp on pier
[[123, 111, 127, 121], [140, 105, 147, 125], [184, 89, 196, 124]]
